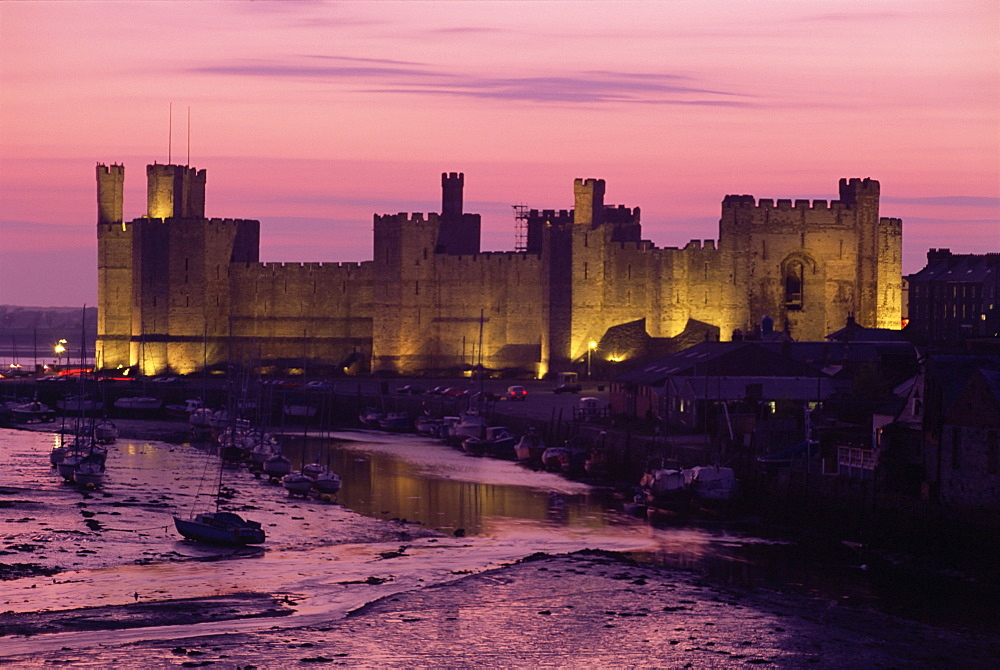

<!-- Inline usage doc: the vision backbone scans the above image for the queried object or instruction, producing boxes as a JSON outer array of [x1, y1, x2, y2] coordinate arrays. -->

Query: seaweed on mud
[[0, 562, 62, 581]]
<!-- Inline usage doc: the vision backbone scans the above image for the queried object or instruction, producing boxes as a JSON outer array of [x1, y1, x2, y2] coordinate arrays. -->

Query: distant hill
[[0, 306, 99, 358]]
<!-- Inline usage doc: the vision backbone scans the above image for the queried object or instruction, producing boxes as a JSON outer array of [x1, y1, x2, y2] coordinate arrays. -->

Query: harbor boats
[[72, 454, 106, 489], [684, 466, 738, 503], [463, 426, 516, 459], [639, 468, 688, 505], [56, 447, 86, 481], [281, 471, 315, 496], [452, 409, 488, 441], [514, 428, 546, 462], [56, 394, 103, 413], [56, 439, 108, 483], [302, 462, 326, 478], [379, 411, 412, 432], [94, 419, 119, 444], [113, 395, 162, 414], [10, 400, 56, 424], [359, 407, 384, 428], [414, 412, 442, 436], [173, 442, 266, 545], [542, 435, 592, 473], [541, 445, 569, 471], [262, 453, 293, 480], [437, 416, 461, 439], [247, 431, 281, 468], [173, 511, 265, 546], [581, 431, 610, 477], [312, 470, 342, 496], [165, 398, 205, 419]]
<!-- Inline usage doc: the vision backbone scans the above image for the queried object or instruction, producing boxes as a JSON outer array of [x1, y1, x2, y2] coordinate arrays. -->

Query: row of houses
[[609, 322, 999, 516]]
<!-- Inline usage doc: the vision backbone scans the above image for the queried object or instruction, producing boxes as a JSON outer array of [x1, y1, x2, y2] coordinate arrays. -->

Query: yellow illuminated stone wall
[[96, 163, 902, 377]]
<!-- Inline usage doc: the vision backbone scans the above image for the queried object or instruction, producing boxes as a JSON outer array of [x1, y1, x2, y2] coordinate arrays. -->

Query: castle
[[95, 163, 902, 377]]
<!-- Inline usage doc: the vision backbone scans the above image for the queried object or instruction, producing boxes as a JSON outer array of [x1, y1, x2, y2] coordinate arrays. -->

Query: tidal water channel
[[278, 430, 998, 635]]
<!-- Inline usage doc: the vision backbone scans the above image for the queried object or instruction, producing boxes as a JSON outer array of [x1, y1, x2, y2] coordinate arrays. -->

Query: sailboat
[[173, 451, 266, 545], [174, 384, 265, 544]]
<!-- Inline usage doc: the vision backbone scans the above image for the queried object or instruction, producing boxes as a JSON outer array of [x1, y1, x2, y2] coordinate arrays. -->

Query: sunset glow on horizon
[[1, 1, 997, 307]]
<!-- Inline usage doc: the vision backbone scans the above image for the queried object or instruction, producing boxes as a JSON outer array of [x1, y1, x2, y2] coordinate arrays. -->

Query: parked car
[[305, 381, 333, 391], [397, 384, 427, 395], [554, 383, 582, 394], [443, 387, 471, 397], [506, 385, 528, 401]]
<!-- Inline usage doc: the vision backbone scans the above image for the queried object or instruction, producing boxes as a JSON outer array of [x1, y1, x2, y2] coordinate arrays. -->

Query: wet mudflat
[[1, 425, 998, 668]]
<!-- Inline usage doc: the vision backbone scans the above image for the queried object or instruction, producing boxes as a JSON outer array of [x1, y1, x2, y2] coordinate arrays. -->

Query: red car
[[505, 385, 528, 401]]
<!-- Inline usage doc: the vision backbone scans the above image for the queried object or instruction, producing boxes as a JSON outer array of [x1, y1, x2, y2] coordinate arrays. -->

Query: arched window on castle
[[785, 261, 803, 311]]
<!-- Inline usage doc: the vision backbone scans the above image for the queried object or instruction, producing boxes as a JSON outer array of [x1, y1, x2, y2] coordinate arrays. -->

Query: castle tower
[[442, 172, 463, 220], [147, 164, 206, 219], [839, 177, 885, 328], [573, 178, 605, 227], [96, 164, 132, 369], [435, 171, 480, 255], [97, 163, 124, 225]]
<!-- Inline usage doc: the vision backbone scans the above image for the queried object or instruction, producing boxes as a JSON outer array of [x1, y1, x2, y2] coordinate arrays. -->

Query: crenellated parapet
[[723, 196, 856, 214], [146, 163, 206, 219], [254, 261, 366, 273]]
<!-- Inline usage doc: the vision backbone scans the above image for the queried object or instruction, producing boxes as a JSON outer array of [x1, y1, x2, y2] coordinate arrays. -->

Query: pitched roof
[[907, 252, 1000, 284], [615, 341, 824, 387]]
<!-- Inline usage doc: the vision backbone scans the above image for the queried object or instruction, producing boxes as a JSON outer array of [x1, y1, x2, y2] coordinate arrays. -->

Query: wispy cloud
[[883, 196, 1000, 208], [190, 58, 750, 107]]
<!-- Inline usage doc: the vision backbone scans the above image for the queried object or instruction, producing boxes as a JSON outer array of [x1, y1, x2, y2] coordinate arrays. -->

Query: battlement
[[375, 212, 443, 225], [147, 163, 206, 219], [97, 163, 125, 225], [574, 178, 605, 190], [879, 217, 902, 232], [255, 261, 365, 272], [443, 250, 538, 264], [722, 179, 879, 215], [724, 196, 845, 212], [684, 239, 718, 251], [528, 209, 573, 221], [616, 240, 655, 252], [97, 163, 124, 176], [604, 204, 640, 221], [838, 177, 880, 205]]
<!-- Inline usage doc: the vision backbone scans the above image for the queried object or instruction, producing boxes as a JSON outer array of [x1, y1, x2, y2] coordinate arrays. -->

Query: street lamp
[[54, 339, 66, 369], [587, 340, 597, 380]]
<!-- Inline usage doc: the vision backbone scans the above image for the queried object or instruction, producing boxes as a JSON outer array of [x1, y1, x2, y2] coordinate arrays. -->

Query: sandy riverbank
[[2, 423, 998, 668], [3, 551, 998, 668]]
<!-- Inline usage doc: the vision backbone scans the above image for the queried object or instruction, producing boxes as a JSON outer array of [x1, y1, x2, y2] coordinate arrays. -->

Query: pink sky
[[1, 1, 997, 307]]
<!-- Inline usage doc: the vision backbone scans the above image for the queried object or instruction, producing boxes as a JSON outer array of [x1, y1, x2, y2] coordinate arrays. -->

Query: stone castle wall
[[96, 162, 903, 377]]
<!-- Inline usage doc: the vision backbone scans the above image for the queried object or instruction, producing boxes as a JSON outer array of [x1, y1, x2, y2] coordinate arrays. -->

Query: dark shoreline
[[0, 592, 293, 638]]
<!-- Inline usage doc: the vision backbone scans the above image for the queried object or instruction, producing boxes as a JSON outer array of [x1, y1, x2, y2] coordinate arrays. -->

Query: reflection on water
[[279, 434, 618, 537], [276, 432, 1000, 634]]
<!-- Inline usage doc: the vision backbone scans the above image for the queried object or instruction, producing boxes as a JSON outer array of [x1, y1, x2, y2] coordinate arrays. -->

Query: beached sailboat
[[173, 421, 265, 544], [173, 509, 265, 546], [94, 419, 119, 444]]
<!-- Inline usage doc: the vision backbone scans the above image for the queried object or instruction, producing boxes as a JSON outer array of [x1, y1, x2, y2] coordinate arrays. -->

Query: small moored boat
[[173, 512, 265, 545]]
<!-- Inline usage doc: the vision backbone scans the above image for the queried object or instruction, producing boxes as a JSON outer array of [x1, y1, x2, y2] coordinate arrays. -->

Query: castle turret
[[147, 164, 206, 219], [573, 178, 605, 227], [435, 171, 480, 255], [442, 172, 464, 220], [97, 163, 124, 225], [96, 164, 131, 369]]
